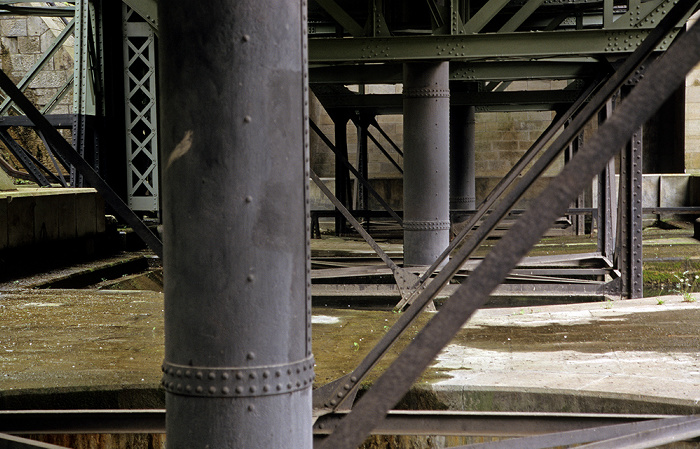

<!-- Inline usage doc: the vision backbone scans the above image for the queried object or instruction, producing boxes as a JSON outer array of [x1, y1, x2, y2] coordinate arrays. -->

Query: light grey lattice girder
[[123, 5, 159, 212]]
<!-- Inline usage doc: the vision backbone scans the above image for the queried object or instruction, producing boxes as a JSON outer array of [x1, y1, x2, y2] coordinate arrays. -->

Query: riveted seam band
[[161, 356, 315, 398], [403, 87, 450, 99], [403, 220, 451, 231]]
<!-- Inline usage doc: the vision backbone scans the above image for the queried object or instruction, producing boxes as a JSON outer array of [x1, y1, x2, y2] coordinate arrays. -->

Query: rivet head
[[277, 384, 282, 391], [263, 385, 270, 392], [247, 352, 256, 360], [263, 370, 270, 379], [236, 386, 244, 394], [222, 372, 229, 380], [275, 371, 282, 377], [222, 387, 230, 395], [236, 372, 244, 380], [344, 384, 350, 390], [185, 370, 191, 378], [243, 116, 251, 123], [245, 195, 253, 203], [196, 371, 203, 379], [196, 386, 203, 394], [351, 376, 358, 382], [249, 386, 257, 393], [208, 372, 216, 380], [330, 399, 337, 406], [248, 405, 255, 412], [242, 34, 250, 42], [185, 385, 192, 393], [250, 373, 257, 380], [247, 274, 255, 282], [287, 383, 292, 390]]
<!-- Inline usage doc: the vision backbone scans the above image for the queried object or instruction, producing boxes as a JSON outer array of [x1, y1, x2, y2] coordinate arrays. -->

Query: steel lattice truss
[[0, 1, 699, 448]]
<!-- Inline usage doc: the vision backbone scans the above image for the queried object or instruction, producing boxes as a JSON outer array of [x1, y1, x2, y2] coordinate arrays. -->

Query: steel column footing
[[450, 105, 476, 222], [403, 62, 450, 266], [158, 1, 313, 448]]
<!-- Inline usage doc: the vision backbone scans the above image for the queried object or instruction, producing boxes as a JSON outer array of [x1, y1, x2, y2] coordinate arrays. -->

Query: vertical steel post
[[598, 98, 617, 260], [159, 1, 313, 448], [356, 112, 369, 213], [333, 113, 351, 235], [617, 126, 644, 298], [450, 105, 476, 224], [403, 62, 450, 266]]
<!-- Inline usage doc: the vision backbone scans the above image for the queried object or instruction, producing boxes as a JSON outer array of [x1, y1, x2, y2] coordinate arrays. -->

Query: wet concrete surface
[[0, 290, 164, 400], [1, 287, 699, 414]]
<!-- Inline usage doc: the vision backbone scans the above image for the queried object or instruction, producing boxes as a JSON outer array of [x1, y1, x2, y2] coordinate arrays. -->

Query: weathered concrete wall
[[0, 187, 105, 250]]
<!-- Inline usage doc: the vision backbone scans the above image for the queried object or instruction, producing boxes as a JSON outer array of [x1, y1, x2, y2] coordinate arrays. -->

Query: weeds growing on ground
[[673, 271, 698, 302]]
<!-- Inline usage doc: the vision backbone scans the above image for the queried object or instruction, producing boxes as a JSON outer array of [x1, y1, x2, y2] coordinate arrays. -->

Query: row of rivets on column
[[403, 87, 450, 99], [403, 220, 451, 231], [161, 356, 315, 398]]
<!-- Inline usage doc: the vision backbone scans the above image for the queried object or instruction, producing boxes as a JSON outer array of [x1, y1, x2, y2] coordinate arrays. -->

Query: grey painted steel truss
[[314, 1, 700, 446]]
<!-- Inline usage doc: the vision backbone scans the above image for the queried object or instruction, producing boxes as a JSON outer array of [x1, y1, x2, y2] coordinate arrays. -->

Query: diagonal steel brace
[[316, 11, 700, 449], [0, 69, 163, 258]]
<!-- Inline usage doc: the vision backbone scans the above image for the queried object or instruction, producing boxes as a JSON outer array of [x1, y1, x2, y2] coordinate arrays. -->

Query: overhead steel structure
[[1, 0, 700, 449]]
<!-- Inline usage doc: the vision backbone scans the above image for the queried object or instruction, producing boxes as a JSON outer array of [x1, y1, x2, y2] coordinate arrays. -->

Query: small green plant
[[352, 341, 359, 351], [657, 298, 665, 305], [603, 298, 614, 309], [673, 271, 698, 302]]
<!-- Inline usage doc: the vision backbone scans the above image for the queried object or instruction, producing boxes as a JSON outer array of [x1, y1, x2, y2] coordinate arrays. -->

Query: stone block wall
[[686, 12, 700, 173], [310, 81, 566, 209], [0, 15, 74, 171], [0, 16, 73, 113]]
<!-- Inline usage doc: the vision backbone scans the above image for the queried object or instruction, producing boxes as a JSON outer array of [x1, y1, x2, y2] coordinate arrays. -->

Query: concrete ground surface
[[0, 287, 698, 417]]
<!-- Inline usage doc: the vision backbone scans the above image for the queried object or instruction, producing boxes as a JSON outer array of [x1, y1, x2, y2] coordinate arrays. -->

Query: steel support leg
[[598, 98, 617, 261], [450, 105, 476, 223], [403, 62, 450, 266], [617, 126, 644, 298], [159, 1, 312, 448], [332, 113, 351, 235], [355, 112, 369, 212]]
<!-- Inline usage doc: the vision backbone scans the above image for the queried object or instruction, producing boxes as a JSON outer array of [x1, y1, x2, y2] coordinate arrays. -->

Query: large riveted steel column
[[403, 62, 450, 266], [159, 2, 312, 449], [450, 105, 476, 223]]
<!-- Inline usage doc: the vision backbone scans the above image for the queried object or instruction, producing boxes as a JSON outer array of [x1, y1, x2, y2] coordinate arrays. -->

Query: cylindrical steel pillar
[[403, 62, 450, 266], [450, 105, 476, 223], [159, 2, 312, 448]]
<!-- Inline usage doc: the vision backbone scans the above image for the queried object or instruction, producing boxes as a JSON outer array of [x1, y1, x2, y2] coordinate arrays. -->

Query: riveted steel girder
[[309, 29, 678, 64], [310, 60, 603, 83]]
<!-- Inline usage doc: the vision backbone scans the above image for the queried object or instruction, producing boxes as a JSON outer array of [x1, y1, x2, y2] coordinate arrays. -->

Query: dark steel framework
[[1, 0, 700, 448]]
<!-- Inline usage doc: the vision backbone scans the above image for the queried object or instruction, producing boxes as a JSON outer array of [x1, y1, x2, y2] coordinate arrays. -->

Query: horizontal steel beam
[[312, 282, 608, 297], [0, 434, 68, 449], [310, 60, 603, 84], [315, 89, 582, 113], [314, 412, 683, 437], [0, 410, 165, 435], [0, 114, 74, 129], [0, 410, 681, 438], [309, 29, 677, 64]]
